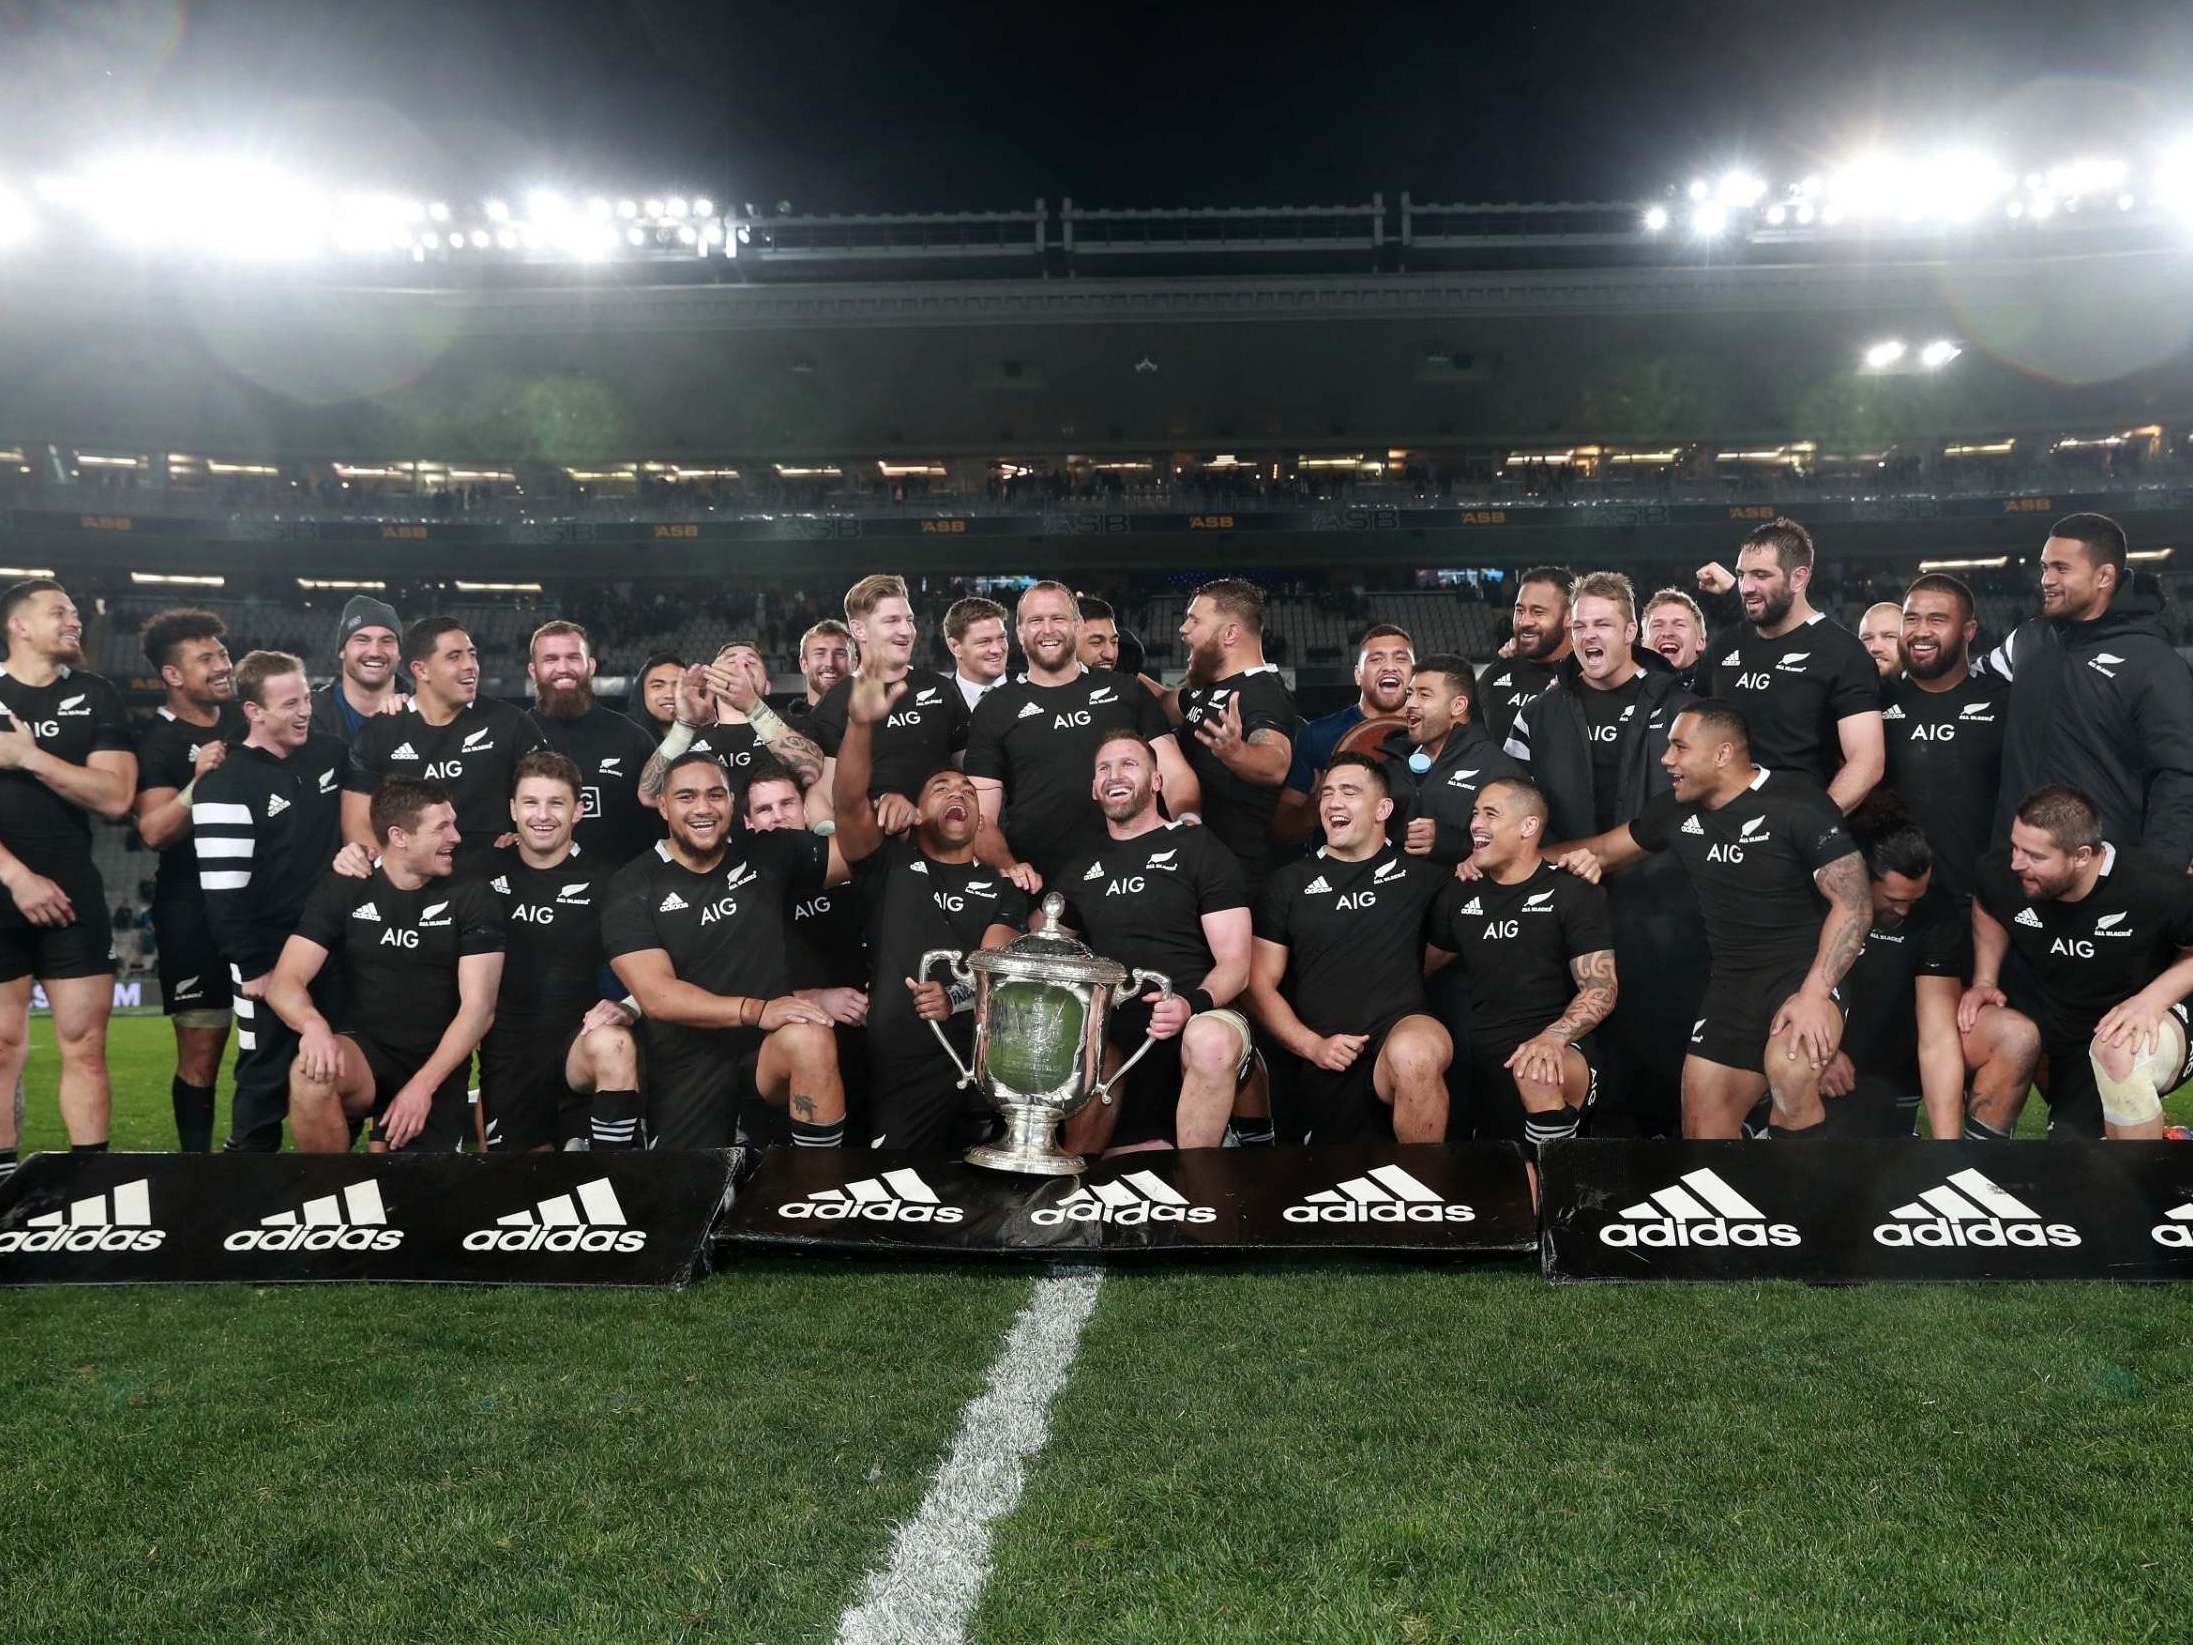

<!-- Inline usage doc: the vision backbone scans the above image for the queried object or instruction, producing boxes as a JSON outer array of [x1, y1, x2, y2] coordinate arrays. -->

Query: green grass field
[[7, 1014, 2193, 1643]]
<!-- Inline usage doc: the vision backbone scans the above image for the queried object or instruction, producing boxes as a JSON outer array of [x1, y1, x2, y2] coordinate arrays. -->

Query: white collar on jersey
[[0, 663, 71, 682], [1013, 664, 1091, 685], [1747, 767, 1772, 791], [2098, 841, 2118, 876]]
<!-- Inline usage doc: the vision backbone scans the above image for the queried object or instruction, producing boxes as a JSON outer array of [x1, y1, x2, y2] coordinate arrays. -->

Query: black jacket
[[1983, 581, 2193, 867], [1375, 720, 1523, 865], [1505, 647, 1696, 845], [308, 679, 378, 748], [190, 736, 349, 978]]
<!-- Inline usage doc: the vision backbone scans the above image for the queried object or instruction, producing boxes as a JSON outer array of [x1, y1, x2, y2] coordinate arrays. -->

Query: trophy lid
[[967, 891, 1128, 987]]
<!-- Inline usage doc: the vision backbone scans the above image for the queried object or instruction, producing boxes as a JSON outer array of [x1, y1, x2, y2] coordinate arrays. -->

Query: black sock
[[790, 1116, 845, 1148], [70, 1141, 109, 1154], [0, 1148, 16, 1181], [1894, 1096, 1922, 1138], [1229, 1117, 1275, 1147], [590, 1089, 644, 1151], [1963, 1114, 2012, 1142], [172, 1077, 216, 1153], [1523, 1104, 1582, 1148], [1765, 1122, 1824, 1140]]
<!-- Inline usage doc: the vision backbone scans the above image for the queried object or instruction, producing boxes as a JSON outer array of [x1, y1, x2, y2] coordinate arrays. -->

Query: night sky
[[6, 0, 2193, 212]]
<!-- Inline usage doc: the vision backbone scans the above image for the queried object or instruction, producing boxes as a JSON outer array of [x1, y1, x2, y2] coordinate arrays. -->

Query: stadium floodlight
[[666, 195, 689, 218], [1716, 170, 1765, 208], [1765, 203, 1787, 226], [1690, 201, 1729, 239], [1919, 339, 1962, 369], [484, 198, 510, 221], [427, 201, 450, 222], [694, 197, 713, 218], [616, 198, 638, 218], [1641, 205, 1669, 232], [587, 196, 612, 218], [643, 197, 664, 217], [495, 228, 518, 250], [1686, 178, 1709, 202], [626, 226, 646, 245], [1863, 339, 1907, 369], [468, 229, 490, 249], [2160, 138, 2193, 216]]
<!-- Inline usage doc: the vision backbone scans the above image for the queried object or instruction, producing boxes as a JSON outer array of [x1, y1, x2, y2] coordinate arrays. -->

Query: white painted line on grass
[[835, 1268, 1103, 1645]]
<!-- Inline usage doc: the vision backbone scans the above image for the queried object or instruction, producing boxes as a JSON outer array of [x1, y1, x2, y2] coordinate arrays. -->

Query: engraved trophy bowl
[[919, 891, 1171, 1175]]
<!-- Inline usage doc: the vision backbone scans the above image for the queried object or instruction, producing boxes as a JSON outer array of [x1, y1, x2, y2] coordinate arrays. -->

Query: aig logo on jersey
[[1598, 1167, 1800, 1249], [1707, 815, 1770, 864], [1029, 1169, 1214, 1227]]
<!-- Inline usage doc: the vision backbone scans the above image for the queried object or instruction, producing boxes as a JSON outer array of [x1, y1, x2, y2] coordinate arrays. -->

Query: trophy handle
[[917, 950, 979, 1088], [1091, 968, 1173, 1106]]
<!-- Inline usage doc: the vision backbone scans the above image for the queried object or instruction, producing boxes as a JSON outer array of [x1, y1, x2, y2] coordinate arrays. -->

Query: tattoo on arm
[[1546, 948, 1618, 1042], [639, 749, 671, 801], [1814, 854, 1871, 988], [772, 732, 825, 789]]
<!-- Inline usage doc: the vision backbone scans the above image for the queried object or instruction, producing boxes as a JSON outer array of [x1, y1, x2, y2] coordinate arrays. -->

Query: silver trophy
[[919, 891, 1173, 1175]]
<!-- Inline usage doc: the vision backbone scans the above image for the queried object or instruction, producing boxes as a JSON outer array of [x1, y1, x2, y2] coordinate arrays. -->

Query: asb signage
[[1542, 1140, 2193, 1283], [0, 1151, 749, 1287], [724, 1143, 1536, 1258]]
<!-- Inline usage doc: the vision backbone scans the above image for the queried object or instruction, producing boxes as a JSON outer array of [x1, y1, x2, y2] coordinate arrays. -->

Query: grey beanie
[[336, 594, 402, 650]]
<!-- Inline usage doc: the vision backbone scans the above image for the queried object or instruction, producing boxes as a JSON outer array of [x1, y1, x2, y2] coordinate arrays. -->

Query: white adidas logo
[[462, 727, 493, 751], [2015, 907, 2044, 930], [1032, 1169, 1214, 1227], [1874, 1168, 2078, 1248], [391, 741, 419, 761], [1681, 814, 1705, 836], [1598, 1167, 1799, 1249], [0, 1179, 164, 1253], [1084, 862, 1105, 881], [466, 1177, 644, 1252], [226, 1179, 401, 1252], [1492, 671, 1512, 687], [1721, 649, 1741, 668], [1018, 700, 1043, 719], [1285, 1163, 1475, 1225], [658, 890, 689, 912], [1304, 875, 1334, 895], [2152, 1203, 2193, 1249], [1459, 896, 1483, 916], [491, 875, 512, 894], [267, 793, 290, 817], [778, 1168, 963, 1224], [908, 859, 928, 875], [1882, 704, 1907, 721], [352, 902, 382, 922]]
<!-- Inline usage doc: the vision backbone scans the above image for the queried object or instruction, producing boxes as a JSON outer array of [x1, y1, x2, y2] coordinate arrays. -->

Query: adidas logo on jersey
[[1373, 859, 1406, 883], [1491, 671, 1512, 688], [266, 793, 290, 817], [1459, 896, 1483, 916], [466, 1177, 645, 1252], [461, 727, 493, 752], [1031, 1169, 1214, 1227], [1285, 1163, 1475, 1225], [1882, 704, 1907, 721], [658, 891, 689, 912], [908, 859, 928, 874], [351, 902, 382, 922], [1599, 1167, 1799, 1249], [2152, 1203, 2193, 1248], [1774, 653, 1810, 672], [1720, 649, 1742, 668], [1084, 862, 1106, 881], [1681, 815, 1705, 836], [778, 1168, 962, 1224], [491, 876, 511, 894], [1873, 1168, 2078, 1248], [1304, 875, 1334, 895], [226, 1179, 401, 1252], [0, 1178, 164, 1253], [1018, 700, 1043, 719], [2088, 652, 2125, 678], [391, 741, 419, 761], [2015, 907, 2044, 930]]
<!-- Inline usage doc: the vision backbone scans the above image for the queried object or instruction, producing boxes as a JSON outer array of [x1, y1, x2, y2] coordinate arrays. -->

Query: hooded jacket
[[1375, 718, 1522, 865], [1982, 579, 2193, 867], [1503, 646, 1696, 846]]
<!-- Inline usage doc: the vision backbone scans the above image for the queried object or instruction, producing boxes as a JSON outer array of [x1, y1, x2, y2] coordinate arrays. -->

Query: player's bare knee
[[773, 1020, 839, 1072], [1384, 1019, 1451, 1078], [580, 1024, 636, 1081], [1179, 1018, 1237, 1081]]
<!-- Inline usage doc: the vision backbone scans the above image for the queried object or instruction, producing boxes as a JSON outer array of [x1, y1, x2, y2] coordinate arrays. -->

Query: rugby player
[[1077, 597, 1123, 672], [1054, 730, 1253, 1154], [0, 578, 135, 1175], [1642, 587, 1712, 693], [1173, 578, 1298, 895], [1557, 700, 1871, 1138], [1709, 518, 1885, 811], [1881, 574, 2006, 907], [131, 608, 246, 1150], [343, 618, 546, 875], [600, 751, 849, 1149], [781, 620, 854, 734], [1983, 513, 2193, 867], [834, 651, 1033, 1149], [1505, 572, 1700, 1135], [640, 641, 828, 826], [1428, 777, 1617, 1148], [525, 620, 659, 865], [308, 594, 406, 747], [967, 579, 1193, 887], [480, 751, 635, 1151], [1964, 786, 2193, 1140], [810, 575, 971, 834], [1271, 624, 1414, 849], [1858, 602, 1905, 681], [192, 651, 350, 1152], [1248, 754, 1452, 1142], [944, 596, 1009, 711], [271, 778, 506, 1152], [1479, 568, 1575, 747], [1377, 655, 1520, 866], [631, 651, 687, 742]]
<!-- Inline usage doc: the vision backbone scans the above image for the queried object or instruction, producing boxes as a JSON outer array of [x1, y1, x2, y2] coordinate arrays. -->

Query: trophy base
[[966, 1105, 1086, 1176]]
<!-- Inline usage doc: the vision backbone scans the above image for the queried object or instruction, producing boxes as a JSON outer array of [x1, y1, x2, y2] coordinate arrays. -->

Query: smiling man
[[1479, 568, 1575, 746], [1375, 655, 1521, 867], [309, 594, 405, 747], [944, 596, 1010, 711], [342, 617, 547, 875], [810, 575, 971, 833], [1858, 601, 1906, 681], [524, 620, 660, 867], [1272, 623, 1413, 849], [1879, 574, 2006, 908]]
